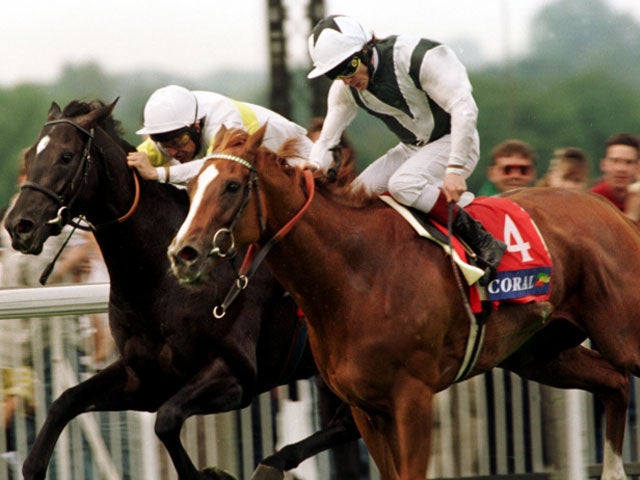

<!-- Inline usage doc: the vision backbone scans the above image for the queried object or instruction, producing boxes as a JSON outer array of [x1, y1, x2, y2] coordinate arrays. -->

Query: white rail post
[[566, 389, 587, 479]]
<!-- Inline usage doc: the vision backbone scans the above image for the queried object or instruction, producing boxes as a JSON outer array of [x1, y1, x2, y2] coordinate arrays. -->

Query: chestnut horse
[[169, 125, 640, 480], [3, 100, 360, 480]]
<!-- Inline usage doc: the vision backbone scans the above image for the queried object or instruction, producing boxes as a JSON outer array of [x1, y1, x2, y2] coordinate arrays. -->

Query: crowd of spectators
[[477, 133, 640, 221]]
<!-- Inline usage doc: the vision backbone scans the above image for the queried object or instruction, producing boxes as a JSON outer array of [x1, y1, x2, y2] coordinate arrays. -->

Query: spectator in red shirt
[[590, 133, 640, 213]]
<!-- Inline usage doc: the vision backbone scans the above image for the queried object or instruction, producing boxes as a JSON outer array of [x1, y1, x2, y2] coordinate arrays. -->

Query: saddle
[[380, 194, 553, 308], [381, 194, 554, 382]]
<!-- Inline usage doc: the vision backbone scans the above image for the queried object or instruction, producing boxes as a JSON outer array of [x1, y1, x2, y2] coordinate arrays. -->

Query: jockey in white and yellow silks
[[127, 85, 316, 185]]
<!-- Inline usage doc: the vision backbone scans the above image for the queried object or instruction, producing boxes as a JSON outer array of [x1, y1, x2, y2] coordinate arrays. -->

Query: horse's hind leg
[[504, 344, 629, 480], [154, 358, 244, 480], [252, 401, 361, 480]]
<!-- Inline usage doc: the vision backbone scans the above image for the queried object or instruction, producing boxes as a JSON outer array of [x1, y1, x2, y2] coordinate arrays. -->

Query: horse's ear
[[245, 123, 268, 157], [108, 97, 120, 112], [211, 125, 229, 153], [47, 102, 62, 121], [77, 99, 118, 129]]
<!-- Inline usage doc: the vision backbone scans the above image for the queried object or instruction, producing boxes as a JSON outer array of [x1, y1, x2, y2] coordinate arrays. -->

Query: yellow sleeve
[[137, 138, 170, 167], [207, 100, 260, 155], [3, 366, 36, 407]]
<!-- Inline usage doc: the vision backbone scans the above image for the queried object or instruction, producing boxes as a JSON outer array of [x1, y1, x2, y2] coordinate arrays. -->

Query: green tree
[[0, 85, 50, 208], [527, 0, 640, 85]]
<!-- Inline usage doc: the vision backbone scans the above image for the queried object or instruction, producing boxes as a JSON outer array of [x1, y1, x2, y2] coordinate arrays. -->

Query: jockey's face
[[161, 140, 198, 163], [339, 61, 369, 91], [155, 125, 201, 163]]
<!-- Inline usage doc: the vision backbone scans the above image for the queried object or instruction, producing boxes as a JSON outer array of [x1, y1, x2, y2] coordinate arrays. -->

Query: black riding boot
[[452, 208, 507, 282]]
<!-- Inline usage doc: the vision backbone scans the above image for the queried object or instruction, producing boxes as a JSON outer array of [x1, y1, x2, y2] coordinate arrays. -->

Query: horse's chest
[[315, 341, 393, 406], [121, 336, 192, 378]]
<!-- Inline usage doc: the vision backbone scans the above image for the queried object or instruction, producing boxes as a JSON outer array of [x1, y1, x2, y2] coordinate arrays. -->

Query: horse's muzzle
[[4, 216, 52, 255], [168, 241, 208, 286]]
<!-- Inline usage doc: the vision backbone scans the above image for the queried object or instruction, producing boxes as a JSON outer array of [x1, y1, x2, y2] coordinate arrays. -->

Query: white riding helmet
[[136, 85, 205, 136], [307, 15, 372, 79]]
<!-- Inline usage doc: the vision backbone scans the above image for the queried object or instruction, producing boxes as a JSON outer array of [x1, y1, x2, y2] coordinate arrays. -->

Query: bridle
[[204, 153, 315, 318], [205, 153, 265, 259], [24, 117, 141, 286], [22, 118, 140, 232]]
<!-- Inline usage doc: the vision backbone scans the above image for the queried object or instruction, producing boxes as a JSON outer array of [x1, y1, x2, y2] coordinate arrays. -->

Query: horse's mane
[[62, 99, 135, 152], [313, 171, 377, 208], [276, 137, 377, 208], [210, 127, 249, 153], [215, 127, 378, 208]]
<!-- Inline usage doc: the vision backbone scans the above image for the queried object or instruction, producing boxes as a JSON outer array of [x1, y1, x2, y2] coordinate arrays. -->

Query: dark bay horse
[[168, 125, 640, 480], [3, 100, 359, 480]]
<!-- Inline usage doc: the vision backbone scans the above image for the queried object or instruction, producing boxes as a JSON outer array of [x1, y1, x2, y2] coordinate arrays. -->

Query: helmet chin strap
[[361, 44, 375, 82], [189, 120, 202, 155]]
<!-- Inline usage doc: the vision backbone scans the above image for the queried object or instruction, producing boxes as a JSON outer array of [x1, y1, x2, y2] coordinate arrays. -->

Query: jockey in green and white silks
[[307, 15, 505, 283], [128, 85, 314, 185]]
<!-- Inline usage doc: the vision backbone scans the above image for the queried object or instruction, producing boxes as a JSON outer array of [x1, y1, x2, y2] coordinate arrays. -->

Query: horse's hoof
[[202, 467, 238, 480], [250, 463, 285, 480]]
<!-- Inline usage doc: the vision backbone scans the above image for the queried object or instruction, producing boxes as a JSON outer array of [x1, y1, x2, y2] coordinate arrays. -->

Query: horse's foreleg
[[23, 360, 138, 480], [392, 378, 434, 480], [351, 408, 399, 480], [253, 400, 361, 479], [154, 358, 245, 480], [505, 344, 628, 480], [352, 376, 434, 480]]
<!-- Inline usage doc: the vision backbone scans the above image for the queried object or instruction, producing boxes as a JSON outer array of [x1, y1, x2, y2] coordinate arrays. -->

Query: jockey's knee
[[388, 174, 439, 212], [388, 174, 420, 206]]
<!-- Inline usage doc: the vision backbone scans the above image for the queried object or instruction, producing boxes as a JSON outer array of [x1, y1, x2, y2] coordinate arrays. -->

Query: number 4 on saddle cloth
[[380, 195, 553, 315]]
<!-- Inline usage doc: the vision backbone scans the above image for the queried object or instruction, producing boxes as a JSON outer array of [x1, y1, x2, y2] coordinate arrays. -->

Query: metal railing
[[1, 283, 639, 479]]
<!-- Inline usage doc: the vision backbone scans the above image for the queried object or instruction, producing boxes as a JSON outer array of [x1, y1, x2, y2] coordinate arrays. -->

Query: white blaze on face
[[36, 135, 50, 155], [175, 164, 220, 244]]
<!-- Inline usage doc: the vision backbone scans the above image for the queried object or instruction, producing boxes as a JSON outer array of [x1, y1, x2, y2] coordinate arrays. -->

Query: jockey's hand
[[297, 161, 329, 181], [442, 172, 467, 203], [298, 160, 319, 171], [126, 151, 158, 180]]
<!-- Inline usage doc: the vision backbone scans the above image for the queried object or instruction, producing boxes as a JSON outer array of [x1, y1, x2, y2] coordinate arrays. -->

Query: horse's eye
[[225, 181, 241, 194], [60, 151, 74, 164]]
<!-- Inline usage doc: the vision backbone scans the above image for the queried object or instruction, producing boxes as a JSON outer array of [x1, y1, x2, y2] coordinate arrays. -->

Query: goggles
[[326, 56, 361, 81], [155, 131, 192, 150], [499, 164, 533, 176]]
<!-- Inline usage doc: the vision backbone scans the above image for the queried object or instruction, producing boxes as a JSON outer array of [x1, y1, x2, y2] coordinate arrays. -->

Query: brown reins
[[212, 164, 315, 318]]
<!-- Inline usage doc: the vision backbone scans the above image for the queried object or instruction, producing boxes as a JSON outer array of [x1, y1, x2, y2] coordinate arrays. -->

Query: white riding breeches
[[355, 134, 475, 212]]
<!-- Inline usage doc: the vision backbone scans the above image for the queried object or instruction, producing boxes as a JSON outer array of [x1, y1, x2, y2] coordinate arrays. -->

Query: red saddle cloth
[[434, 196, 553, 311]]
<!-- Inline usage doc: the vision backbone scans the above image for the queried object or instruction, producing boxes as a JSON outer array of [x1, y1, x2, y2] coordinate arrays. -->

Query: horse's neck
[[89, 152, 188, 285], [262, 175, 356, 303], [85, 129, 141, 223]]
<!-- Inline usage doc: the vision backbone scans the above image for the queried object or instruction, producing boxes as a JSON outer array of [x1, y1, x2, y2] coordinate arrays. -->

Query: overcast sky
[[2, 0, 639, 87]]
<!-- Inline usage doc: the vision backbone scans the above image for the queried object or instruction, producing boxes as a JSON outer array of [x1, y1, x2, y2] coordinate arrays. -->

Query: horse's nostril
[[15, 219, 34, 235], [178, 246, 199, 262]]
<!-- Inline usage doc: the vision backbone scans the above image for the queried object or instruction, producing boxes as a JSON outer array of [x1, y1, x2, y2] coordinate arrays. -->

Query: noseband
[[21, 119, 95, 229], [22, 118, 140, 231]]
